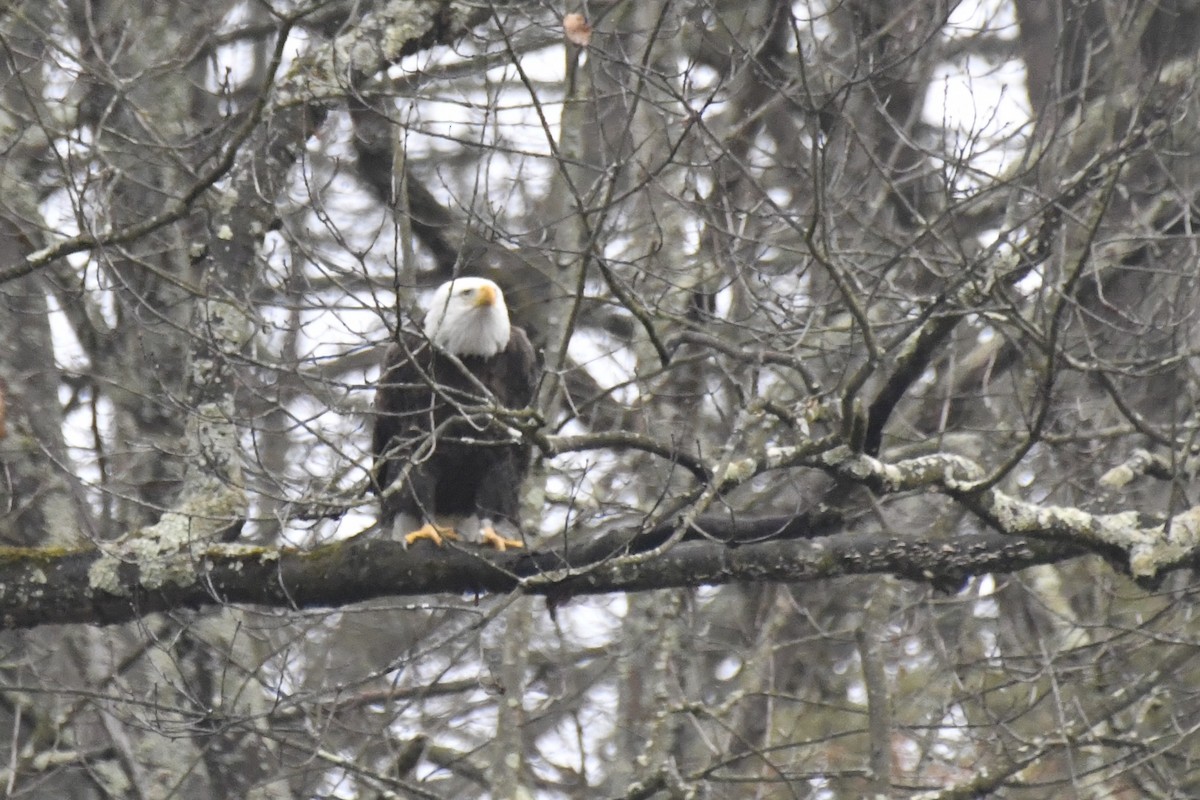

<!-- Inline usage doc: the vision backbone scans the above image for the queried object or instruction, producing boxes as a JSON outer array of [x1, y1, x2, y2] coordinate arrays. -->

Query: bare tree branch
[[0, 521, 1081, 630]]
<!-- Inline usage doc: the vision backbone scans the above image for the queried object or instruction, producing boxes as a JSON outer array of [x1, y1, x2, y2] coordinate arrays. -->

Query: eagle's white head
[[423, 277, 512, 357]]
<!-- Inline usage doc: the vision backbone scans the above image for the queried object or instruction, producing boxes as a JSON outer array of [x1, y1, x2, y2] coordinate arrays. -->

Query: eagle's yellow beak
[[474, 283, 497, 307]]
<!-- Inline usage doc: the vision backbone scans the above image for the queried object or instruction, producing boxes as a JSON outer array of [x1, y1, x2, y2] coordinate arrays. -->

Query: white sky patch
[[295, 299, 388, 363], [975, 224, 1008, 250], [45, 292, 89, 372], [715, 654, 742, 681], [413, 707, 501, 781], [602, 233, 639, 265], [765, 270, 807, 304], [792, 1, 838, 43], [504, 42, 567, 85], [945, 0, 1019, 38], [288, 122, 397, 271], [974, 593, 1000, 621], [392, 45, 444, 81], [533, 695, 616, 787], [566, 329, 638, 406], [936, 703, 970, 745], [210, 7, 316, 102], [541, 680, 621, 779], [263, 371, 374, 545], [926, 55, 1030, 181], [398, 45, 565, 170], [389, 74, 565, 228], [553, 597, 625, 648], [277, 396, 348, 462], [326, 510, 375, 541], [543, 439, 625, 532], [43, 37, 84, 123], [208, 5, 257, 94], [61, 395, 110, 497], [313, 763, 358, 800], [1015, 266, 1043, 295], [767, 185, 792, 207], [713, 283, 734, 319], [538, 500, 572, 538], [82, 264, 120, 330], [678, 215, 705, 260], [926, 0, 1029, 185], [691, 170, 714, 200], [501, 159, 557, 223], [404, 96, 487, 158], [893, 736, 922, 773], [681, 61, 722, 95], [41, 185, 84, 245], [281, 26, 312, 73], [259, 229, 294, 288]]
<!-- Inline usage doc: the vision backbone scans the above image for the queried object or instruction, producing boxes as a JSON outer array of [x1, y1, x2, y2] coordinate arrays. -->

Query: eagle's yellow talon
[[405, 523, 460, 547], [480, 526, 523, 551]]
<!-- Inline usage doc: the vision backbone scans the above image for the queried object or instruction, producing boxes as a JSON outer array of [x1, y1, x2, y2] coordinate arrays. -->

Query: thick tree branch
[[4, 446, 1195, 629], [0, 444, 1185, 629], [0, 513, 1075, 630], [826, 448, 1195, 579]]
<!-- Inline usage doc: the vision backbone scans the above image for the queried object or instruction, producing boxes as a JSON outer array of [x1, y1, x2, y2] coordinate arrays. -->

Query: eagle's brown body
[[371, 279, 538, 548]]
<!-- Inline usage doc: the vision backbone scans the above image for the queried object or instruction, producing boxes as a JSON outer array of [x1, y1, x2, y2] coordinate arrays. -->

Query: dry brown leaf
[[563, 13, 592, 47]]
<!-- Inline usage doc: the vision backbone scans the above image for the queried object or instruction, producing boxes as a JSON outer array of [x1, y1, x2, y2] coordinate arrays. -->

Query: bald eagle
[[372, 278, 539, 550]]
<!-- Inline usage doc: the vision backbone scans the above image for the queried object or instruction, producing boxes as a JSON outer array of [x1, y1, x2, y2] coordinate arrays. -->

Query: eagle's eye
[[459, 288, 473, 296]]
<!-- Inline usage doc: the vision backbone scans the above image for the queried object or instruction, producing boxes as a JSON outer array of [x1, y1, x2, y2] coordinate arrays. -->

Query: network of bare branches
[[2, 0, 1200, 797]]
